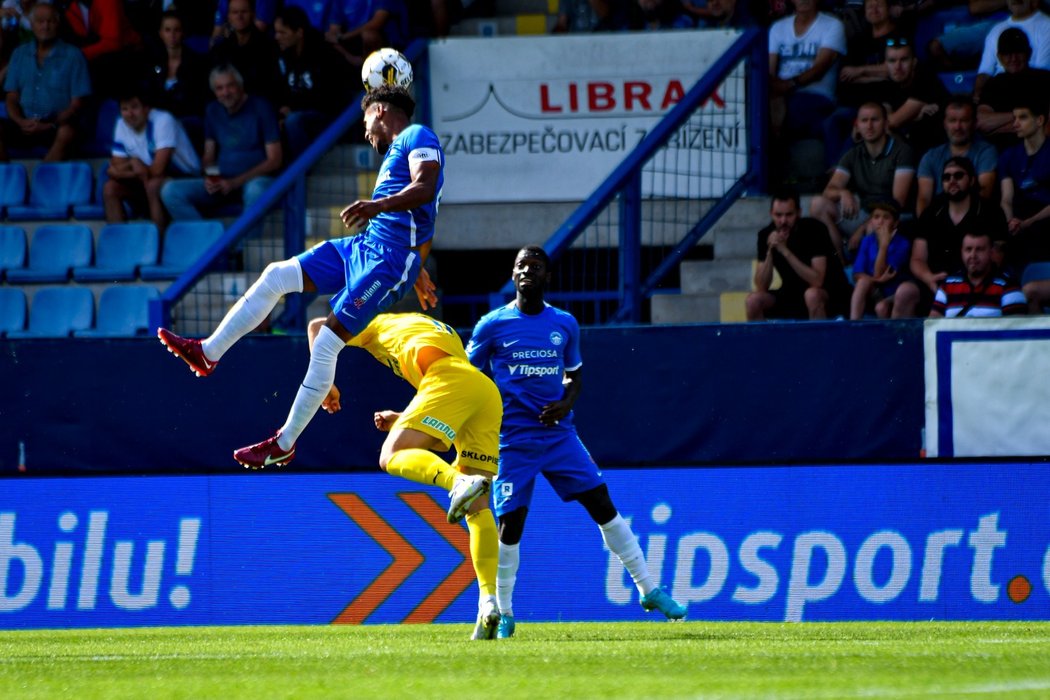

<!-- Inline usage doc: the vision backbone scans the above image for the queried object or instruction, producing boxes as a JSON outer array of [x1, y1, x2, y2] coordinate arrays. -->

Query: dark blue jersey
[[467, 302, 582, 443]]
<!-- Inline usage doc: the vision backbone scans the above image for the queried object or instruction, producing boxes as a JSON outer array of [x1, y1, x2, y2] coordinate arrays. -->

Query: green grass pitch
[[3, 621, 1050, 699]]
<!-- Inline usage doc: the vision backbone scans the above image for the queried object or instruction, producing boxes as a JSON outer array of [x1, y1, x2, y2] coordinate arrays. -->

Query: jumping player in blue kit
[[158, 85, 443, 468], [467, 246, 686, 638]]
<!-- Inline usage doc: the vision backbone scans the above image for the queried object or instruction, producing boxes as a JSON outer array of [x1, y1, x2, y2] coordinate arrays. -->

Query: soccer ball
[[361, 48, 413, 92]]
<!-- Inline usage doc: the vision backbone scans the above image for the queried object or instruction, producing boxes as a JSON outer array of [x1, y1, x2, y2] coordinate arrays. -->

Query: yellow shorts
[[394, 355, 502, 475]]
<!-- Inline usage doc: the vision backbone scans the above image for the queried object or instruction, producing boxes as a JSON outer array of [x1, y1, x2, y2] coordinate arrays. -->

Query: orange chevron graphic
[[327, 493, 424, 624], [399, 493, 476, 624]]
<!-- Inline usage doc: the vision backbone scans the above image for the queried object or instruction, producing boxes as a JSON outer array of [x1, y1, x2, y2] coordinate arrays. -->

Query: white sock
[[496, 541, 519, 616], [276, 324, 343, 449], [202, 259, 303, 361], [600, 514, 656, 596]]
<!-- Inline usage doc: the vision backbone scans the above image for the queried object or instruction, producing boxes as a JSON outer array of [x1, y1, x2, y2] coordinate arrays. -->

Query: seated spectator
[[211, 0, 276, 46], [881, 35, 948, 155], [976, 27, 1050, 152], [928, 0, 1006, 71], [810, 101, 916, 261], [767, 0, 846, 176], [897, 156, 1008, 316], [0, 2, 90, 162], [141, 10, 211, 135], [326, 0, 410, 69], [684, 0, 753, 27], [60, 0, 143, 98], [104, 89, 201, 231], [160, 64, 281, 224], [0, 0, 33, 81], [125, 0, 216, 39], [553, 0, 627, 32], [836, 0, 896, 107], [916, 96, 997, 216], [625, 0, 693, 30], [745, 188, 852, 321], [930, 230, 1026, 317], [850, 200, 912, 318], [274, 5, 353, 160], [973, 0, 1050, 101], [209, 0, 281, 103], [999, 97, 1050, 273]]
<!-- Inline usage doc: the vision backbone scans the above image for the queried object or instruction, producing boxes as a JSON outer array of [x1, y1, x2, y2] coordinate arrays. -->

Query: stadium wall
[[0, 320, 925, 475], [2, 463, 1047, 628]]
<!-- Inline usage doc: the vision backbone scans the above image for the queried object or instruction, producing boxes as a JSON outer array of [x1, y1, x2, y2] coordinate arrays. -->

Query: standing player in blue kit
[[467, 246, 687, 638]]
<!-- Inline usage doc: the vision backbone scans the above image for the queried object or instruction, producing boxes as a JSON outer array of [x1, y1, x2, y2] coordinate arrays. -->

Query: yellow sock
[[385, 449, 456, 490], [466, 509, 498, 598]]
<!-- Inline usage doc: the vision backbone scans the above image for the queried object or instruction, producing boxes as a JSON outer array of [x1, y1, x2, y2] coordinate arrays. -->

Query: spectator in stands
[[211, 0, 276, 46], [209, 0, 281, 103], [0, 0, 33, 81], [1000, 97, 1050, 273], [60, 0, 143, 98], [745, 188, 852, 320], [897, 156, 1008, 316], [141, 10, 211, 138], [930, 230, 1026, 317], [553, 0, 626, 32], [928, 0, 1006, 71], [684, 0, 754, 27], [767, 0, 846, 151], [326, 0, 410, 69], [0, 2, 90, 163], [916, 96, 997, 216], [160, 64, 282, 224], [973, 0, 1050, 101], [274, 5, 353, 161], [881, 35, 948, 155], [849, 200, 912, 318], [836, 0, 895, 103], [104, 88, 201, 231], [810, 101, 916, 261], [976, 28, 1050, 152], [625, 0, 693, 29], [125, 0, 216, 39]]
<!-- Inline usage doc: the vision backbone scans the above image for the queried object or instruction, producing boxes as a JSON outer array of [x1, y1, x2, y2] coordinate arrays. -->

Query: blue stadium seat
[[6, 286, 94, 338], [938, 70, 979, 96], [6, 161, 94, 221], [72, 222, 159, 282], [140, 221, 225, 280], [6, 224, 93, 283], [72, 164, 110, 220], [0, 225, 27, 281], [0, 287, 27, 337], [0, 163, 28, 218], [82, 98, 120, 159], [75, 285, 159, 337]]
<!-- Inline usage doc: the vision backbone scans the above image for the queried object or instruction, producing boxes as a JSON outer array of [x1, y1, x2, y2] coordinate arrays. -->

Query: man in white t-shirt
[[768, 0, 846, 141], [974, 0, 1050, 100], [104, 90, 201, 230]]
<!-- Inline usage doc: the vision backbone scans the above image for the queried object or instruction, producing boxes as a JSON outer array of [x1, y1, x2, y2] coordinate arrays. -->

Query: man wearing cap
[[977, 27, 1050, 152], [974, 0, 1050, 100]]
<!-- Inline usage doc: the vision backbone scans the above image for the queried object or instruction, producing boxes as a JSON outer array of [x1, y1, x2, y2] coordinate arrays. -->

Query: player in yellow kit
[[308, 312, 503, 640]]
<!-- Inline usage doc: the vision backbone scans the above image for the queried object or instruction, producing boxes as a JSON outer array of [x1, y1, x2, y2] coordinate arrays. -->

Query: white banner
[[428, 31, 747, 203], [923, 317, 1050, 457]]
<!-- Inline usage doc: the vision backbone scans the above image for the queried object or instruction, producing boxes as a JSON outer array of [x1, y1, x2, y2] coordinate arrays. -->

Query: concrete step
[[709, 227, 756, 260], [680, 258, 753, 295], [650, 292, 720, 324], [719, 291, 749, 323], [450, 14, 553, 36]]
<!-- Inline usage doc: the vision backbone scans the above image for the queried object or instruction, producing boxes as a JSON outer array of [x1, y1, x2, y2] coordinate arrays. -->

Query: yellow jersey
[[348, 313, 467, 388]]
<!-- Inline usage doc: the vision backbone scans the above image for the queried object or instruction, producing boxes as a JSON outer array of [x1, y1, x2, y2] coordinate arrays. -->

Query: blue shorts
[[493, 430, 605, 517], [297, 235, 420, 336]]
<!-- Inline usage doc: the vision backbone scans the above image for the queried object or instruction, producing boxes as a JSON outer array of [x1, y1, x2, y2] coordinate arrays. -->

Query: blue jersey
[[467, 302, 582, 444], [366, 124, 444, 249]]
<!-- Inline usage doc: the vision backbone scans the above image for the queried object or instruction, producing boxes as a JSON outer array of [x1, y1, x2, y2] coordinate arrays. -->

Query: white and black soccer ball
[[361, 48, 413, 92]]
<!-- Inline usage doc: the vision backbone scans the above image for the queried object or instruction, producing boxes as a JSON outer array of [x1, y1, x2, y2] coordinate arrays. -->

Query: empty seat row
[[0, 285, 158, 338], [0, 162, 98, 221], [0, 220, 224, 283]]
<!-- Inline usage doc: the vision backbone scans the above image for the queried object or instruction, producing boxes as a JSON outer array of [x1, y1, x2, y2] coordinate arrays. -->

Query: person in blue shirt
[[158, 84, 445, 470], [466, 246, 686, 638]]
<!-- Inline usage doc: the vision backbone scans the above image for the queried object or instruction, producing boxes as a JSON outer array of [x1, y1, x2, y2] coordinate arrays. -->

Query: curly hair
[[361, 85, 415, 121]]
